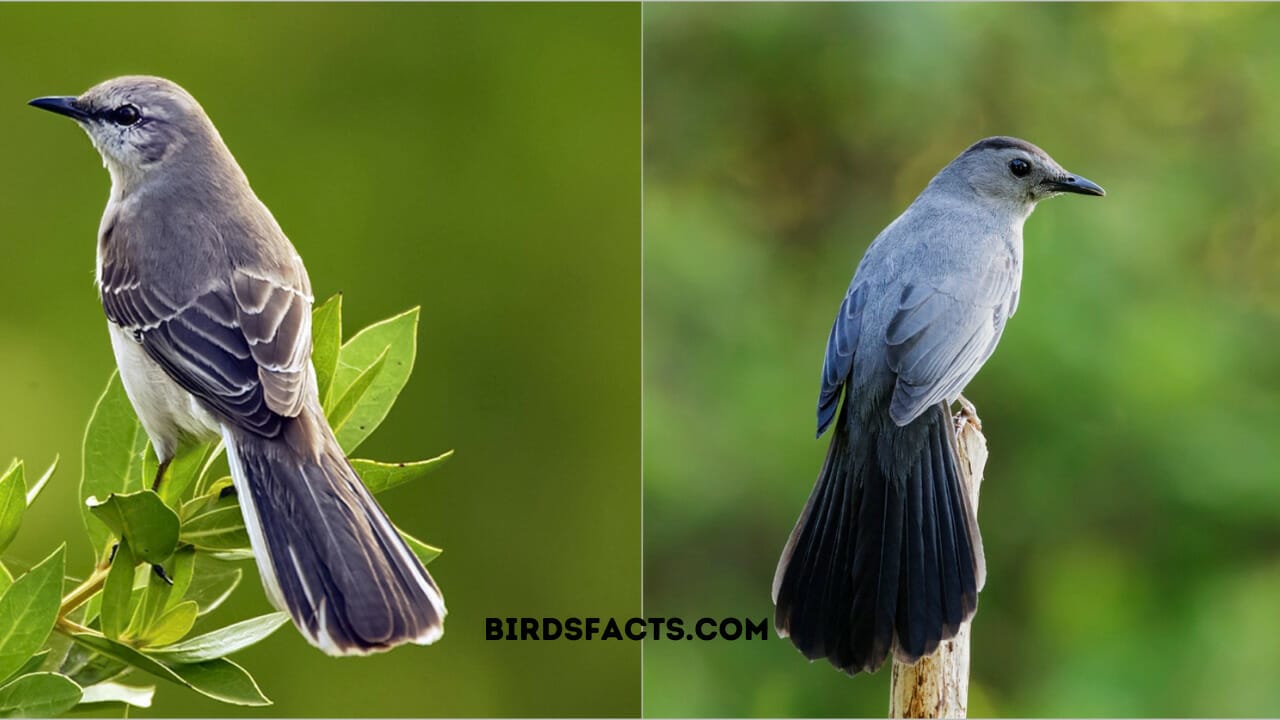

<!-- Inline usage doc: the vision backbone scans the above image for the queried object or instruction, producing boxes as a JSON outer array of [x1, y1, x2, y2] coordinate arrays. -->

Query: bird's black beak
[[1041, 173, 1105, 197], [28, 96, 90, 121]]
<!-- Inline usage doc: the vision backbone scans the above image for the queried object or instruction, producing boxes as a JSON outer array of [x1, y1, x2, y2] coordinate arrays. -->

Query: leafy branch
[[0, 295, 450, 715]]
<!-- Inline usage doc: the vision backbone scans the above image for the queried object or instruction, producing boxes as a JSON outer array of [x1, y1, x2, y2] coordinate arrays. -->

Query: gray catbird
[[30, 76, 445, 655], [772, 136, 1103, 675]]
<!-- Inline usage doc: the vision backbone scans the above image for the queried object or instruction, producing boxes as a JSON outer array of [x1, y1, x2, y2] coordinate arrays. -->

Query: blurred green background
[[0, 3, 639, 717], [644, 3, 1280, 717]]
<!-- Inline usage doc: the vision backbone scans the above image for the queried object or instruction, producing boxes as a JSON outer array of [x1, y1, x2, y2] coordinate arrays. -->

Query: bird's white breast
[[107, 323, 220, 461]]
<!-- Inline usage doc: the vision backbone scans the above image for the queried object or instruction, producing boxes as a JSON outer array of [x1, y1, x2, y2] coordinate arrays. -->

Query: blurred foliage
[[644, 3, 1280, 717], [0, 3, 640, 717]]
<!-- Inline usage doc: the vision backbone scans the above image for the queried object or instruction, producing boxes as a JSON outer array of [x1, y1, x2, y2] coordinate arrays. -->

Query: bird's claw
[[953, 394, 982, 433]]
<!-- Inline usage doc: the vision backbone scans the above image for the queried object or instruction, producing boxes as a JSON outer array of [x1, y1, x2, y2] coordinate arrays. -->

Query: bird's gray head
[[938, 136, 1104, 209], [29, 76, 223, 189]]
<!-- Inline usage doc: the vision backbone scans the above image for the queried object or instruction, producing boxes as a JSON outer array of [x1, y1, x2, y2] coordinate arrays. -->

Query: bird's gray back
[[101, 157, 304, 288], [819, 191, 1024, 432], [97, 158, 316, 437]]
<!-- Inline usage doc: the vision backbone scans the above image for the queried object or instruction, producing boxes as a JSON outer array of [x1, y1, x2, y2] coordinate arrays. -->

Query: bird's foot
[[954, 394, 982, 433], [218, 485, 237, 499]]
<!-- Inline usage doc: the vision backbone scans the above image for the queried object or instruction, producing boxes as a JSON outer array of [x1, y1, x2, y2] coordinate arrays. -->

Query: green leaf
[[146, 612, 289, 664], [158, 442, 218, 508], [353, 450, 454, 495], [205, 476, 233, 498], [178, 500, 249, 552], [68, 634, 269, 707], [0, 672, 82, 717], [163, 548, 196, 613], [182, 559, 242, 617], [86, 491, 179, 564], [0, 462, 26, 554], [2, 651, 48, 685], [76, 591, 101, 632], [25, 457, 57, 507], [177, 478, 232, 523], [328, 307, 420, 452], [328, 347, 389, 452], [178, 492, 213, 522], [81, 373, 151, 560], [0, 547, 65, 681], [312, 293, 343, 405], [125, 561, 181, 643], [191, 448, 228, 500], [141, 446, 159, 501], [205, 549, 255, 562], [77, 681, 153, 709], [100, 541, 136, 641], [141, 601, 198, 647], [0, 564, 11, 597], [125, 575, 162, 641], [57, 642, 126, 688], [398, 528, 442, 566]]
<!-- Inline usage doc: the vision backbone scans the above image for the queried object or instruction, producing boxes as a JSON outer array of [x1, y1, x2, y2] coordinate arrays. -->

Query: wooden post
[[888, 398, 988, 719]]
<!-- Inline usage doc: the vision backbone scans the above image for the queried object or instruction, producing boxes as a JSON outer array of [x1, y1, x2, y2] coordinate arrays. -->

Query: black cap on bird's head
[[947, 136, 1105, 203]]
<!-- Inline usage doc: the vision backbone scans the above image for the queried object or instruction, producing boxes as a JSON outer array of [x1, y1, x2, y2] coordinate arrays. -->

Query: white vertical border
[[638, 0, 647, 716]]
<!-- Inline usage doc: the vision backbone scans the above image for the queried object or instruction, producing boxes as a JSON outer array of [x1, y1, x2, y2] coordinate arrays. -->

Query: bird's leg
[[954, 393, 982, 433], [151, 457, 172, 492]]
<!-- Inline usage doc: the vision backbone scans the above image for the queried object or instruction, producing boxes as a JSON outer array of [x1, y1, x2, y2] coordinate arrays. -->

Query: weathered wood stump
[[888, 398, 988, 720]]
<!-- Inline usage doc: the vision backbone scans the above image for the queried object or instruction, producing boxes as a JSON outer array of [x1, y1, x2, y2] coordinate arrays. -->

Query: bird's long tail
[[222, 409, 445, 655], [772, 398, 983, 675]]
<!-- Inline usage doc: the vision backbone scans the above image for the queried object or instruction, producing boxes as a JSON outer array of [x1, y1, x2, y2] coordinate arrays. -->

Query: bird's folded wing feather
[[883, 256, 1019, 426], [817, 282, 866, 435], [100, 253, 314, 438], [231, 269, 313, 417]]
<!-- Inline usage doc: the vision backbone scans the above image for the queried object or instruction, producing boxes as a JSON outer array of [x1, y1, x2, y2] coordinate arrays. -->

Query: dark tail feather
[[773, 399, 982, 674], [224, 410, 446, 655]]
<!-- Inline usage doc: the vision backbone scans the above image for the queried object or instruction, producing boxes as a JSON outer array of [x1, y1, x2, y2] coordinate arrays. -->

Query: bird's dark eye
[[108, 104, 141, 126], [1008, 158, 1031, 178]]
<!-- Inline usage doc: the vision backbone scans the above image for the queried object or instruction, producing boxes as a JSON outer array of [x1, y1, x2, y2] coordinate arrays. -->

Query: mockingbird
[[772, 136, 1103, 675], [30, 76, 446, 655]]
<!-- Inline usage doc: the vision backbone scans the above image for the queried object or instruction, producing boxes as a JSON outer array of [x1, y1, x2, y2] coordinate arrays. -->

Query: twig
[[58, 566, 111, 618], [888, 396, 988, 719], [54, 616, 99, 637]]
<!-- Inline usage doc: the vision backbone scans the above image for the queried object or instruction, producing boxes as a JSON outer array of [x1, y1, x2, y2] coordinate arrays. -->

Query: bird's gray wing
[[883, 256, 1019, 426], [100, 253, 314, 438], [817, 282, 867, 435], [231, 267, 313, 418]]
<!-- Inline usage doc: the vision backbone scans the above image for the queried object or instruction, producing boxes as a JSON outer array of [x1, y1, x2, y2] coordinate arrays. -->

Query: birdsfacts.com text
[[486, 617, 769, 641]]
